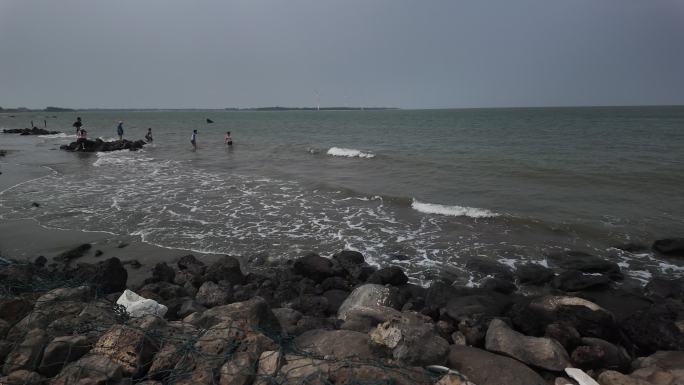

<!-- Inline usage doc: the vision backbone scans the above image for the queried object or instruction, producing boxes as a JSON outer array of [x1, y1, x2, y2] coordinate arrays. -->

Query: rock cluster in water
[[60, 138, 146, 152], [2, 128, 61, 135], [0, 245, 683, 385]]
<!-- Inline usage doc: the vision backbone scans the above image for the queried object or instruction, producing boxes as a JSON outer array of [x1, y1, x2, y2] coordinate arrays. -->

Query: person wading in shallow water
[[145, 128, 153, 143], [224, 131, 233, 146], [72, 117, 82, 135], [191, 129, 198, 150], [116, 121, 124, 141], [76, 128, 88, 150]]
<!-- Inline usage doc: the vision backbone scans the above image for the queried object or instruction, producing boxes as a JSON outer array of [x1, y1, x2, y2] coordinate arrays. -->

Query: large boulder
[[187, 296, 281, 334], [50, 353, 124, 385], [34, 286, 91, 309], [443, 292, 513, 321], [293, 253, 334, 282], [447, 345, 547, 385], [0, 297, 33, 324], [92, 324, 159, 377], [332, 250, 375, 281], [465, 258, 514, 281], [67, 257, 128, 294], [367, 266, 409, 286], [149, 262, 175, 283], [204, 256, 246, 285], [621, 305, 684, 355], [218, 351, 257, 385], [177, 254, 206, 275], [293, 329, 380, 360], [337, 284, 401, 321], [630, 350, 684, 384], [37, 335, 90, 377], [652, 238, 684, 256], [515, 264, 555, 286], [576, 337, 631, 372], [369, 311, 449, 365], [548, 251, 623, 280], [508, 295, 618, 342], [195, 281, 232, 308], [485, 318, 571, 371], [3, 329, 49, 374], [552, 270, 611, 291]]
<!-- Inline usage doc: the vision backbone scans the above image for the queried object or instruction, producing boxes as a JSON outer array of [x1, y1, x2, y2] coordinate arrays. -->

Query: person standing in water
[[145, 128, 153, 143], [191, 129, 198, 150], [72, 117, 82, 135], [224, 131, 233, 146], [116, 121, 124, 140]]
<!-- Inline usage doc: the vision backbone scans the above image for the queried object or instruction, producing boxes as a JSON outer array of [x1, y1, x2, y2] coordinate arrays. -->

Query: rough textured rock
[[3, 369, 44, 385], [367, 266, 409, 286], [218, 351, 257, 385], [60, 138, 146, 152], [254, 351, 282, 385], [50, 353, 124, 385], [598, 370, 651, 385], [150, 262, 175, 283], [68, 257, 128, 294], [38, 335, 90, 377], [55, 244, 92, 261], [204, 256, 246, 285], [187, 297, 281, 333], [578, 337, 631, 372], [645, 278, 684, 299], [339, 305, 402, 333], [630, 350, 684, 385], [0, 297, 33, 324], [485, 318, 571, 371], [435, 373, 477, 385], [293, 253, 334, 282], [177, 254, 206, 275], [337, 284, 401, 321], [549, 251, 623, 280], [3, 328, 49, 374], [447, 345, 547, 385], [369, 311, 449, 366], [92, 324, 159, 377], [34, 286, 91, 309], [545, 322, 582, 351], [444, 293, 512, 320], [332, 250, 375, 280], [293, 329, 380, 360], [621, 306, 684, 354], [195, 281, 231, 308]]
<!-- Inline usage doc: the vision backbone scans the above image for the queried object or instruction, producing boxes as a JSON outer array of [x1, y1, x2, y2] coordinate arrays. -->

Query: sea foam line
[[411, 199, 499, 218], [327, 147, 375, 158]]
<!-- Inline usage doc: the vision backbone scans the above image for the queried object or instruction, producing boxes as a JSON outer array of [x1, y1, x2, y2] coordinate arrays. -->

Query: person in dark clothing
[[145, 128, 153, 143], [73, 117, 82, 134]]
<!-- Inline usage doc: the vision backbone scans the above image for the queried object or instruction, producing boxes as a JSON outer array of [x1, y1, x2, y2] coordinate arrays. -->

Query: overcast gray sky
[[1, 0, 683, 109]]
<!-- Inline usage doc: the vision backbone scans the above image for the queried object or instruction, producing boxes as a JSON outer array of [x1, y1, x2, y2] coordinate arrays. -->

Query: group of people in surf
[[71, 117, 232, 151]]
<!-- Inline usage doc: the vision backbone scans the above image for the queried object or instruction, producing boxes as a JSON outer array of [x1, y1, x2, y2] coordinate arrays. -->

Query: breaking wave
[[411, 199, 499, 218], [327, 147, 375, 158]]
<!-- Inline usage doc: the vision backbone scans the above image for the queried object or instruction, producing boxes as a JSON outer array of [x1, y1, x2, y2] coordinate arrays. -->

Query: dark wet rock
[[139, 281, 188, 301], [149, 262, 175, 283], [332, 250, 376, 281], [3, 127, 60, 135], [94, 249, 103, 256], [485, 318, 571, 371], [577, 337, 631, 372], [50, 353, 124, 385], [34, 286, 91, 309], [288, 295, 329, 317], [0, 297, 33, 324], [7, 299, 85, 342], [204, 256, 246, 285], [3, 328, 49, 374], [645, 277, 684, 299], [447, 345, 547, 385], [465, 258, 514, 281], [123, 259, 142, 268], [0, 263, 36, 290], [367, 266, 409, 286], [337, 284, 402, 321], [369, 311, 449, 365], [33, 256, 47, 268], [508, 295, 618, 342], [177, 254, 206, 274], [37, 335, 90, 377], [571, 345, 606, 370], [545, 322, 582, 351], [549, 251, 623, 280], [272, 308, 303, 336], [552, 270, 611, 291], [621, 304, 684, 354], [443, 292, 513, 321], [218, 351, 257, 385], [578, 288, 653, 322], [293, 253, 334, 282], [195, 281, 232, 308], [515, 264, 555, 285], [294, 329, 381, 360], [60, 138, 146, 152], [3, 369, 44, 385], [652, 238, 684, 256], [321, 276, 351, 291], [177, 298, 206, 319], [482, 277, 517, 294], [92, 324, 159, 377], [322, 289, 349, 315], [0, 319, 9, 339], [0, 341, 13, 366], [612, 243, 649, 253], [67, 257, 128, 294]]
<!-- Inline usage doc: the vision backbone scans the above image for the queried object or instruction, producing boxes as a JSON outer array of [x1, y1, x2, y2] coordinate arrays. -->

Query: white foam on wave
[[411, 199, 499, 218], [327, 147, 375, 158], [38, 133, 75, 139]]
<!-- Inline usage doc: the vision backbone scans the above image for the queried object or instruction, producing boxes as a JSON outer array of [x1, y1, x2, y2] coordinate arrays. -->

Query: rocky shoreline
[[2, 128, 61, 136], [60, 139, 146, 153], [0, 242, 683, 385]]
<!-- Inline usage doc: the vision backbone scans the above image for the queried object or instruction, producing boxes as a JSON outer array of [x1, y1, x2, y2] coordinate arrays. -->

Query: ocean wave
[[327, 147, 375, 158], [411, 199, 499, 218], [38, 133, 76, 139]]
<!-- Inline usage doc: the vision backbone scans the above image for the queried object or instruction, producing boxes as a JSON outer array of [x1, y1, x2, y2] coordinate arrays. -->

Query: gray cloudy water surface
[[1, 107, 683, 284]]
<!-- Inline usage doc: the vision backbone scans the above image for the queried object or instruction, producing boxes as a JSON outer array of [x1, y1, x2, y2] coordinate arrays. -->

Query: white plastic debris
[[565, 368, 599, 385], [116, 289, 168, 318]]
